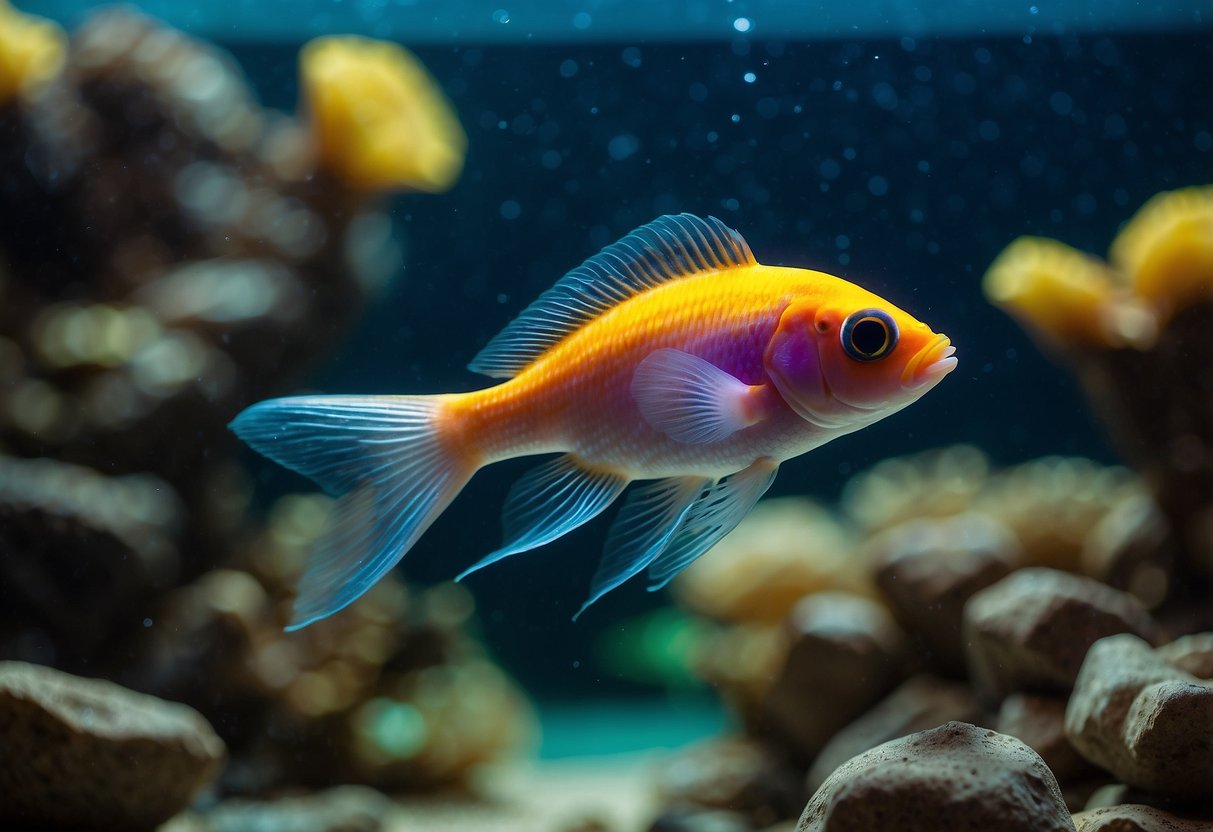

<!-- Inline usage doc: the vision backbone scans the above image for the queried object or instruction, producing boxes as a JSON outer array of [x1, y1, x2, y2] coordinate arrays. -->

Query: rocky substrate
[[0, 661, 225, 831], [643, 447, 1213, 832]]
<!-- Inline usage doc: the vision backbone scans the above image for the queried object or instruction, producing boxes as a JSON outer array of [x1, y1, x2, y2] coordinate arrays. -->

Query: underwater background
[[235, 9, 1211, 698], [2, 1, 1213, 830]]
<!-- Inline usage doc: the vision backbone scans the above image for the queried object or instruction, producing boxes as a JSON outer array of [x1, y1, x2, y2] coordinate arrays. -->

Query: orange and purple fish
[[231, 215, 957, 629]]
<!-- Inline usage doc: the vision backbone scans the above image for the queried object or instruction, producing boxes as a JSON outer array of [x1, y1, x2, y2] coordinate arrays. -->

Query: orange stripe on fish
[[231, 215, 957, 629]]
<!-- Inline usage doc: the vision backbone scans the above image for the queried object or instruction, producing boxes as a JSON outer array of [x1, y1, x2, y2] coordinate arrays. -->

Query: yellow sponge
[[0, 0, 66, 104], [300, 35, 466, 193], [1111, 186, 1213, 320]]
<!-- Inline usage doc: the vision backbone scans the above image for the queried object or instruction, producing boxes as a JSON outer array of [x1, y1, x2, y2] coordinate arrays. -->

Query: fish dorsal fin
[[469, 214, 756, 379]]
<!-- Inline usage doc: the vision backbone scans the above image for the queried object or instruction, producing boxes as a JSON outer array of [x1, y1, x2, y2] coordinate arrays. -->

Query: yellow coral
[[983, 236, 1156, 349], [0, 0, 66, 104], [1110, 186, 1213, 320], [674, 497, 869, 624], [300, 35, 466, 193]]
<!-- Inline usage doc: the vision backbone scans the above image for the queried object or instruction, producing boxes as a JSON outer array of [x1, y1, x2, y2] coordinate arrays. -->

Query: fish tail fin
[[229, 394, 478, 630]]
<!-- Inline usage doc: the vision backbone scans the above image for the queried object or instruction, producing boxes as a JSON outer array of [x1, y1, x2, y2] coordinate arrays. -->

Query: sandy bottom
[[389, 753, 661, 832]]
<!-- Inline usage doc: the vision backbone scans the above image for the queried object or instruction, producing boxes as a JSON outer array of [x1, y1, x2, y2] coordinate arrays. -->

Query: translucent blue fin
[[229, 395, 473, 630], [646, 458, 779, 591], [573, 475, 711, 620], [632, 348, 763, 444], [455, 454, 628, 581], [469, 215, 756, 379]]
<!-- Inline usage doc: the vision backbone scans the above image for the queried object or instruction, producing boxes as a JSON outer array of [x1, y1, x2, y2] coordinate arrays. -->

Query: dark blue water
[[226, 31, 1211, 698]]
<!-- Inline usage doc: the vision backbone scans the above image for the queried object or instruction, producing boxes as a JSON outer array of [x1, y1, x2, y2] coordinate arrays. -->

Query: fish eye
[[841, 309, 898, 361]]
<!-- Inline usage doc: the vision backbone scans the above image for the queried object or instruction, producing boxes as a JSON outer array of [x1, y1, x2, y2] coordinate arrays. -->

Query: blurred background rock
[[0, 1, 534, 819]]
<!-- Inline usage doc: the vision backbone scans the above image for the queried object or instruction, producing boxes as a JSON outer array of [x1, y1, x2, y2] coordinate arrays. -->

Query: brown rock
[[1072, 804, 1213, 832], [0, 661, 224, 831], [1080, 491, 1174, 609], [1084, 783, 1212, 814], [1065, 634, 1213, 801], [798, 721, 1075, 831], [0, 455, 182, 664], [806, 675, 982, 790], [656, 738, 808, 829], [964, 567, 1162, 700], [869, 512, 1020, 675], [1062, 780, 1116, 815], [673, 498, 867, 625], [1156, 632, 1213, 679], [996, 693, 1096, 784], [758, 593, 908, 762]]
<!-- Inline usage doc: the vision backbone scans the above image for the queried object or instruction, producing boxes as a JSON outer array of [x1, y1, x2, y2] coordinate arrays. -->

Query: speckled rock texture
[[0, 660, 225, 831], [996, 693, 1095, 784], [798, 721, 1075, 832], [869, 512, 1020, 676], [1156, 632, 1213, 679], [1064, 634, 1213, 801], [964, 567, 1162, 700], [1072, 804, 1213, 832], [806, 674, 982, 790], [759, 592, 909, 762]]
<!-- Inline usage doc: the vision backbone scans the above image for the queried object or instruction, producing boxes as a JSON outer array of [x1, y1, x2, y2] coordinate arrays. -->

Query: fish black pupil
[[851, 318, 889, 356]]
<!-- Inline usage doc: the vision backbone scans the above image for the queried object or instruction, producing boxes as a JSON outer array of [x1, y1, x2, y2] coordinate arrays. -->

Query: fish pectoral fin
[[456, 454, 628, 581], [574, 475, 712, 620], [632, 348, 766, 444], [229, 395, 476, 630], [647, 457, 779, 590]]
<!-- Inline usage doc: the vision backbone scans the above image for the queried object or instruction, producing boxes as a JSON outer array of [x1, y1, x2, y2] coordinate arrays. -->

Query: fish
[[230, 214, 957, 629]]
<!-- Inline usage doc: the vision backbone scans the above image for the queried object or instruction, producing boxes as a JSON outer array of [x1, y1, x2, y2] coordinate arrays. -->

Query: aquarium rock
[[758, 592, 908, 763], [1064, 634, 1213, 801], [0, 660, 224, 831], [806, 674, 982, 791], [868, 511, 1020, 676], [1071, 804, 1213, 832], [1155, 632, 1213, 679], [963, 567, 1162, 701], [0, 1, 527, 804], [654, 737, 808, 830], [995, 693, 1096, 786], [840, 444, 991, 535], [798, 721, 1075, 832], [673, 497, 867, 626], [0, 453, 182, 665]]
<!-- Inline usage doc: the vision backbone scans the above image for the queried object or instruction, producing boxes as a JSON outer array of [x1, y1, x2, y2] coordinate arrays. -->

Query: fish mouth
[[902, 334, 958, 390]]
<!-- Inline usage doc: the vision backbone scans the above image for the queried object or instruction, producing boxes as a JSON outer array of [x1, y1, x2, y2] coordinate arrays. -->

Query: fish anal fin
[[647, 457, 779, 590], [573, 475, 711, 620]]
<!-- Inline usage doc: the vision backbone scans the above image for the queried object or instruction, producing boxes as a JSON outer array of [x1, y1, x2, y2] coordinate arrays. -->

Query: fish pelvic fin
[[229, 394, 478, 630], [574, 475, 711, 620], [646, 457, 778, 590]]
